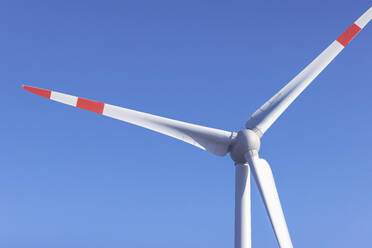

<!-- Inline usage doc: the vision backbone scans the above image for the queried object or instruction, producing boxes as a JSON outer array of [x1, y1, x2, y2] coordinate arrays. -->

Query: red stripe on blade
[[336, 23, 361, 47], [22, 85, 51, 98], [76, 98, 104, 114]]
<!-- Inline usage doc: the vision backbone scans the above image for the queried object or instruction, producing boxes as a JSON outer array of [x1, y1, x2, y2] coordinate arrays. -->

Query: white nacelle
[[230, 129, 261, 163]]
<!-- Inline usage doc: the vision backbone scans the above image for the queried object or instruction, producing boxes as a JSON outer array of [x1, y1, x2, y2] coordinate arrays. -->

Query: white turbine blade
[[246, 7, 372, 136], [23, 85, 233, 156], [245, 152, 293, 248]]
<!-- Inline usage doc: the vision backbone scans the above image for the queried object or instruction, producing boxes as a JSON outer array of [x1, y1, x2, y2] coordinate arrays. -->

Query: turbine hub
[[230, 129, 260, 163]]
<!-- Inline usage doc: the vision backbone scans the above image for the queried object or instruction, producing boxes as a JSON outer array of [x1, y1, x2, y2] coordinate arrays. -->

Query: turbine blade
[[245, 152, 293, 248], [22, 85, 233, 156], [246, 7, 372, 136]]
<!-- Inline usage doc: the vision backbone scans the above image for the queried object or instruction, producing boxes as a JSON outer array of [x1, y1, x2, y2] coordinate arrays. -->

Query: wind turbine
[[23, 7, 371, 248]]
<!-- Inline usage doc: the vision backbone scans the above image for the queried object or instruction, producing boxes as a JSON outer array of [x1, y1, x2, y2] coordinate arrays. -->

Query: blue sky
[[1, 1, 372, 247]]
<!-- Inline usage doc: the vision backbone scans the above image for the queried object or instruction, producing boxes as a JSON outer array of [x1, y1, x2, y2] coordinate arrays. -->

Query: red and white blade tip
[[22, 85, 105, 114], [23, 85, 51, 98]]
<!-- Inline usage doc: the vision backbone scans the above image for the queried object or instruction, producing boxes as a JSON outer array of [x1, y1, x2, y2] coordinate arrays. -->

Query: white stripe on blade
[[355, 7, 372, 28], [50, 91, 78, 106]]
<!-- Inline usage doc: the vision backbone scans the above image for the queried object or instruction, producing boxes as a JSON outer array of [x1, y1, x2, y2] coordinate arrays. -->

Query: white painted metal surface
[[235, 163, 251, 248], [102, 103, 233, 156], [355, 6, 372, 28], [245, 152, 293, 248], [50, 91, 78, 106]]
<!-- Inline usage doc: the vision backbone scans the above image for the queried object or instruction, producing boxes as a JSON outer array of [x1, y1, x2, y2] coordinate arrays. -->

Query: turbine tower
[[23, 7, 371, 248]]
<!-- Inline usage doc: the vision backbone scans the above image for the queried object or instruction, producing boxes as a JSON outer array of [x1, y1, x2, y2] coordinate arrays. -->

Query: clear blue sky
[[1, 1, 372, 247]]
